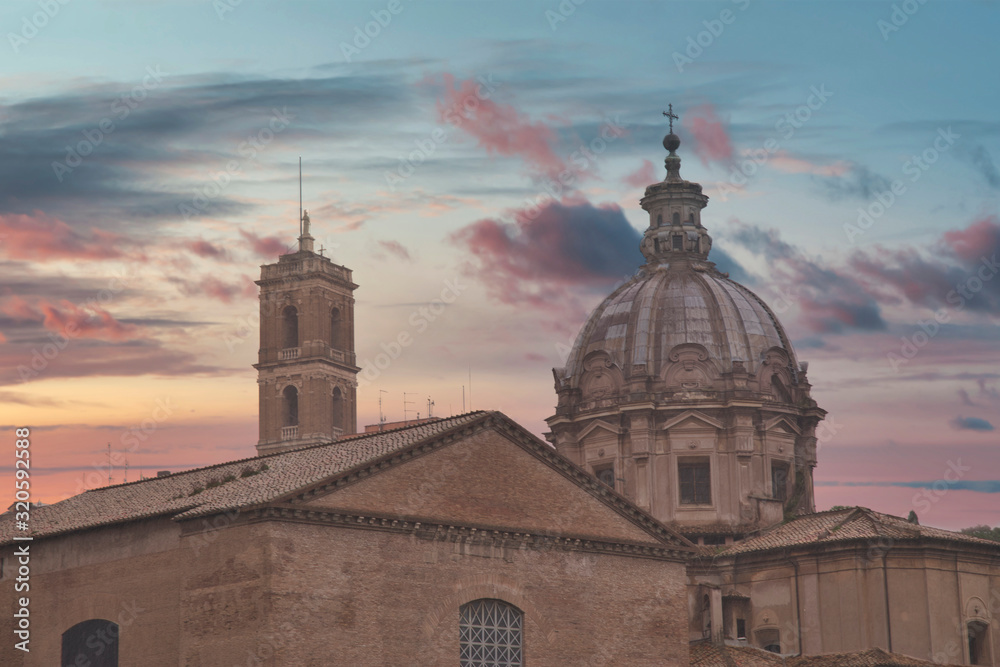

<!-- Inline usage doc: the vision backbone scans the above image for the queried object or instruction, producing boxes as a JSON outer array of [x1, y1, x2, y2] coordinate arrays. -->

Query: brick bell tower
[[255, 209, 359, 455]]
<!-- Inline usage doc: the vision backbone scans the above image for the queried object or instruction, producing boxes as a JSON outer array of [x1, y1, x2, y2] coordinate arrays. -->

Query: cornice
[[246, 505, 694, 561]]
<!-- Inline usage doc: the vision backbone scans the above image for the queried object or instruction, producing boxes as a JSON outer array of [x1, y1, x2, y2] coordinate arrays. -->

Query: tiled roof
[[713, 507, 1000, 556], [790, 647, 961, 666], [690, 640, 786, 666], [690, 642, 962, 667], [0, 412, 490, 545]]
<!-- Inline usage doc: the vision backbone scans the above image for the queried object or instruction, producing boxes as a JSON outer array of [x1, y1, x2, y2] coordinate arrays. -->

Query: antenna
[[298, 156, 303, 238], [462, 385, 466, 413], [378, 389, 388, 430], [427, 396, 435, 418], [124, 453, 129, 484], [107, 442, 112, 485], [403, 392, 416, 422]]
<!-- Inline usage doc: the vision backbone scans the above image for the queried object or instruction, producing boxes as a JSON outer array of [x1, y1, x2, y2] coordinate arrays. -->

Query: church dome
[[555, 121, 799, 394], [561, 266, 795, 384]]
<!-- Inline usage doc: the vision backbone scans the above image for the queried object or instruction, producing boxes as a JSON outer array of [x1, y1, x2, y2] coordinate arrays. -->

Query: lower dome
[[560, 264, 796, 386]]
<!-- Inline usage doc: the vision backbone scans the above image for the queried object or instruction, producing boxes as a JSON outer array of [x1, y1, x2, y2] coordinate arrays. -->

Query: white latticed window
[[459, 598, 524, 667]]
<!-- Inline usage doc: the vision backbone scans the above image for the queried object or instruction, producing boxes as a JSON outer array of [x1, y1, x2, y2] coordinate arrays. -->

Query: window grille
[[460, 599, 523, 667]]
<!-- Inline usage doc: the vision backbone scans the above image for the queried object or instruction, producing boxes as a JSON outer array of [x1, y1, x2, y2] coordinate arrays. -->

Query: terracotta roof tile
[[690, 640, 786, 666], [712, 507, 1000, 556], [690, 642, 963, 667], [0, 412, 489, 545], [789, 647, 962, 666]]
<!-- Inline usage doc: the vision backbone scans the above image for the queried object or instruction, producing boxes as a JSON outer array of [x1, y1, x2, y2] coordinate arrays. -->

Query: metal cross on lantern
[[663, 104, 678, 133]]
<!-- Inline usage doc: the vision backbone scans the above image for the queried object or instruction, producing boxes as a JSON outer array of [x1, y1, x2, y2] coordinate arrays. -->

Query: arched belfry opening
[[332, 386, 344, 433], [282, 385, 298, 427], [282, 305, 298, 349], [255, 206, 360, 454], [330, 307, 342, 350]]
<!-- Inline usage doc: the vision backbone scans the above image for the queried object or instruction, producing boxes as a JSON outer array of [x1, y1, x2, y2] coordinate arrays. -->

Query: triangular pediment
[[279, 415, 692, 551], [661, 410, 723, 431], [764, 415, 801, 435], [577, 419, 621, 441]]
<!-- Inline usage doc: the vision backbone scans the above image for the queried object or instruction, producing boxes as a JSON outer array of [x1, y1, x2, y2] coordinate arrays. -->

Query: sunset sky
[[0, 0, 997, 530]]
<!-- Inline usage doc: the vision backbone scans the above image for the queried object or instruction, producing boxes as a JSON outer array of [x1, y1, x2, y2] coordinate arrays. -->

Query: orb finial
[[662, 104, 681, 154]]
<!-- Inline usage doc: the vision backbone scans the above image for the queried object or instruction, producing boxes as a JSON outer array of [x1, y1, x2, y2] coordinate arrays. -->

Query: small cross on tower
[[663, 104, 679, 133]]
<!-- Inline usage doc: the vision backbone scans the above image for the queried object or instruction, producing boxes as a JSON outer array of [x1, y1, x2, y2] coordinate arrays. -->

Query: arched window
[[689, 212, 695, 225], [282, 306, 298, 349], [330, 307, 342, 350], [460, 598, 523, 667], [657, 213, 662, 225], [283, 385, 298, 427], [968, 620, 991, 665], [672, 211, 680, 225], [332, 386, 344, 432], [62, 619, 119, 667], [756, 628, 781, 654]]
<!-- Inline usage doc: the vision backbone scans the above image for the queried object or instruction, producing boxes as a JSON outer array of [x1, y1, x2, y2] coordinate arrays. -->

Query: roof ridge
[[334, 410, 490, 443], [83, 411, 492, 494]]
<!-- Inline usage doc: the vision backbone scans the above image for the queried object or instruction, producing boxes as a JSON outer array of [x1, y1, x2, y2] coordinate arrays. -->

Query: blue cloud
[[817, 480, 1000, 493], [951, 416, 996, 431]]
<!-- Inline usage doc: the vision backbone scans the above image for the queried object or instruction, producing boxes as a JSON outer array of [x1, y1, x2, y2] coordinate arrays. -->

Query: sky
[[0, 0, 998, 531]]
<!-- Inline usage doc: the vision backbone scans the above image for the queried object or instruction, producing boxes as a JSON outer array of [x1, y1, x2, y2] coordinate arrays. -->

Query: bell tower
[[254, 209, 359, 455]]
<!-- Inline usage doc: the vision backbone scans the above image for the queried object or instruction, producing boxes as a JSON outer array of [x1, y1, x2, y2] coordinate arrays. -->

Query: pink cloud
[[942, 216, 1000, 263], [848, 217, 1000, 314], [1, 296, 140, 341], [768, 151, 851, 177], [683, 104, 733, 168], [623, 159, 657, 188], [436, 73, 567, 180], [170, 274, 256, 303], [0, 211, 136, 262], [238, 230, 287, 258], [185, 239, 229, 260]]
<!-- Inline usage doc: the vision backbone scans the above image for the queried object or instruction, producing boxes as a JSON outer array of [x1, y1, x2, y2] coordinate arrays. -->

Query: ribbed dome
[[561, 266, 795, 383]]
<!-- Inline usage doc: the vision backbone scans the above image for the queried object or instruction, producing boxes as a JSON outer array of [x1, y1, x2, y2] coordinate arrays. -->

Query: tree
[[907, 510, 919, 524], [961, 525, 1000, 542]]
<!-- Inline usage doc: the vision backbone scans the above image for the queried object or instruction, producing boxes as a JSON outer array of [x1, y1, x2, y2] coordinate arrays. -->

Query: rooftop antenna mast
[[378, 389, 388, 430], [403, 392, 416, 422], [427, 397, 435, 418], [107, 442, 112, 485]]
